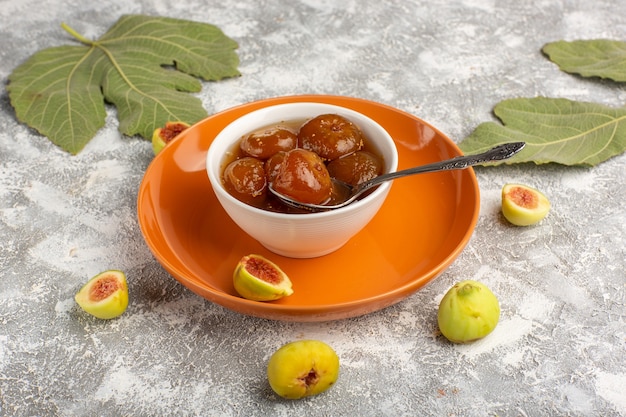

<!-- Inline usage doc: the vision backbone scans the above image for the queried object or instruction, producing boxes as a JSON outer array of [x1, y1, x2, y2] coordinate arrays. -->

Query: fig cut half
[[501, 183, 551, 226], [152, 121, 190, 155], [74, 270, 129, 319], [233, 254, 293, 301]]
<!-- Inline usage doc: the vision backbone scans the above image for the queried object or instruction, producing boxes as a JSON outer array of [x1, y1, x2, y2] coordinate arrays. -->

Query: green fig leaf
[[458, 97, 626, 166], [7, 15, 240, 154], [542, 39, 626, 82]]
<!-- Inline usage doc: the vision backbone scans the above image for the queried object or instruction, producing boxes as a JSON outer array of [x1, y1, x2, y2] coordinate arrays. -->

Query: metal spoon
[[269, 141, 526, 211]]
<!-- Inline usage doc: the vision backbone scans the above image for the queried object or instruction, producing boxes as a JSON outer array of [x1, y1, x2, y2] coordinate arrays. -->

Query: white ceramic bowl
[[206, 102, 398, 258]]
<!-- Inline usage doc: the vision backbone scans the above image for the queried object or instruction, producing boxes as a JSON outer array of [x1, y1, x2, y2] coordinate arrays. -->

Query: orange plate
[[137, 95, 480, 322]]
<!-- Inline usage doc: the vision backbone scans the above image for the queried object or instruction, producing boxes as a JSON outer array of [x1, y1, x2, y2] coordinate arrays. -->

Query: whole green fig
[[437, 280, 500, 343], [267, 340, 339, 399]]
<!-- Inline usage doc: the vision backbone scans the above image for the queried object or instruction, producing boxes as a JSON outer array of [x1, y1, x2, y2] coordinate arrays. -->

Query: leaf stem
[[61, 23, 95, 46]]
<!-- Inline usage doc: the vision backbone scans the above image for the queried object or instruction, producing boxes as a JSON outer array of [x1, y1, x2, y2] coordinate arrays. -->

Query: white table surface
[[1, 0, 625, 415]]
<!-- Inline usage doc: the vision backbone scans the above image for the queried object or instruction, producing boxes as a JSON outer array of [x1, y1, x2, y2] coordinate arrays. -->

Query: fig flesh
[[151, 121, 190, 155], [267, 340, 340, 399], [233, 254, 293, 301], [74, 270, 129, 319], [501, 183, 551, 226], [437, 280, 500, 343]]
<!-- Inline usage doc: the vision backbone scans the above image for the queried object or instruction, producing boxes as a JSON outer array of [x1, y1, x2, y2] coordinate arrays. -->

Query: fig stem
[[61, 23, 96, 46], [458, 282, 477, 296]]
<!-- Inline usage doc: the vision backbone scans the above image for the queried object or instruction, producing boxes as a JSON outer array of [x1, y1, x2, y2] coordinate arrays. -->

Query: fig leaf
[[458, 97, 626, 166], [542, 39, 626, 82], [7, 15, 240, 154]]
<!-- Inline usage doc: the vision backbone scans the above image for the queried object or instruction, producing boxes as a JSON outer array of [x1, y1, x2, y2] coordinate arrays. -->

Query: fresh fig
[[233, 254, 293, 301], [501, 183, 551, 226], [267, 340, 340, 399], [437, 280, 500, 343], [74, 270, 129, 319], [151, 121, 190, 155]]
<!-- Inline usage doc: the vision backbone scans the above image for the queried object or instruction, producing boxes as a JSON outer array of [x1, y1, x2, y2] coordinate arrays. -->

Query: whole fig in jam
[[272, 149, 333, 205], [265, 151, 287, 184], [240, 126, 297, 159], [298, 114, 364, 160], [327, 151, 383, 186], [223, 157, 267, 206]]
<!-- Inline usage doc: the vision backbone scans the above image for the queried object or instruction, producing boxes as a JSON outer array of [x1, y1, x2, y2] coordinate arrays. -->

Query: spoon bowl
[[270, 142, 526, 211]]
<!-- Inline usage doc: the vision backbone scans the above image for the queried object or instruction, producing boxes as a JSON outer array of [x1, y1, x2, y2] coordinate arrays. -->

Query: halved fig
[[233, 254, 293, 301], [151, 121, 190, 155], [501, 183, 551, 226], [74, 270, 129, 319]]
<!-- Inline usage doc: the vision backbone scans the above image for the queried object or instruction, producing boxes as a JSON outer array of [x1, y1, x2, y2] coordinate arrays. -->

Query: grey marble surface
[[1, 0, 625, 416]]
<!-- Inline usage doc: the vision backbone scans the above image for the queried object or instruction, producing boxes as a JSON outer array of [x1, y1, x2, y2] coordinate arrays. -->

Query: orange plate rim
[[137, 95, 480, 322]]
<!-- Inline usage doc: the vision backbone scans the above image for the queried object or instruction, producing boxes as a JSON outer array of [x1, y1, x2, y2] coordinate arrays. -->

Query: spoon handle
[[359, 142, 526, 191]]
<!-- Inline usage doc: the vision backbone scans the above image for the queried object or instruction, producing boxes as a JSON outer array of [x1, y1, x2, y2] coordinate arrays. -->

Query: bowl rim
[[205, 101, 399, 219]]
